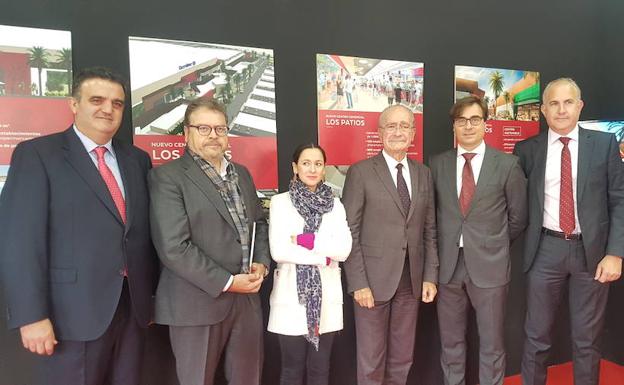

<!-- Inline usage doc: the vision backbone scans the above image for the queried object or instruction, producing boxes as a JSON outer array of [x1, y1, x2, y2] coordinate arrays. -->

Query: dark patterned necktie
[[559, 137, 575, 234], [459, 153, 476, 216], [396, 163, 411, 213]]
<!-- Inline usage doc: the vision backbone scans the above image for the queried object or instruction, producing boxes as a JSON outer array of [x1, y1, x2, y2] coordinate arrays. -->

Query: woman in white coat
[[268, 143, 352, 385]]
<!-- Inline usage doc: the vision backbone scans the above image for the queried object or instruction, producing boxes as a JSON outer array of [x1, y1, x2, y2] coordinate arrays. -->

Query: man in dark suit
[[342, 104, 438, 385], [513, 78, 624, 385], [148, 99, 270, 385], [0, 67, 157, 385], [430, 96, 527, 385]]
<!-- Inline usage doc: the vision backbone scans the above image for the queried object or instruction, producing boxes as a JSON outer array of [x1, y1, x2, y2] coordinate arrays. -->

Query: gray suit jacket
[[148, 151, 269, 326], [430, 145, 527, 288], [342, 153, 438, 301], [513, 128, 624, 272]]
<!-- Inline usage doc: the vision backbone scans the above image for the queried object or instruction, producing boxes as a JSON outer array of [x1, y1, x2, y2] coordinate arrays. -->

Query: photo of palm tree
[[455, 65, 541, 153], [455, 65, 540, 122], [0, 24, 73, 194], [0, 25, 72, 97]]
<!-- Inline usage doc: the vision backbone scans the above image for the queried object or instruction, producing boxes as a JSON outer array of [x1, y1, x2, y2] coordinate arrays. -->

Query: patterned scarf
[[289, 178, 334, 349], [189, 149, 251, 273]]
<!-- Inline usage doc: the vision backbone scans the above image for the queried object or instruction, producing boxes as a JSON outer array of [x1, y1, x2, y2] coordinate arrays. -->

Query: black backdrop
[[1, 0, 623, 384]]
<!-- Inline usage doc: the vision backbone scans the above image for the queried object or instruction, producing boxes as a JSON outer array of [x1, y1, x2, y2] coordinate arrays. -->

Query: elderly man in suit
[[149, 98, 270, 385], [430, 96, 527, 385], [342, 104, 438, 385], [514, 78, 624, 385], [0, 67, 157, 385]]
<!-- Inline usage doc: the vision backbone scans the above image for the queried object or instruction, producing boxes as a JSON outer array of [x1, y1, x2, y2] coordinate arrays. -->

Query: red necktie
[[559, 137, 575, 235], [94, 147, 126, 223], [459, 153, 476, 216], [396, 163, 411, 213]]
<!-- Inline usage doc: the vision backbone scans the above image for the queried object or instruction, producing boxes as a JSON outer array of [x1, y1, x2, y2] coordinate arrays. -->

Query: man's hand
[[250, 262, 267, 279], [594, 255, 623, 283], [421, 281, 437, 303], [20, 318, 57, 356], [227, 273, 264, 293], [354, 287, 375, 308]]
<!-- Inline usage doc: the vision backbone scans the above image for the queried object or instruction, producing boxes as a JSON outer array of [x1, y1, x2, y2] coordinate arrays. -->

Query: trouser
[[278, 332, 336, 385], [437, 251, 507, 385], [521, 234, 609, 385], [169, 294, 263, 385], [36, 280, 145, 385]]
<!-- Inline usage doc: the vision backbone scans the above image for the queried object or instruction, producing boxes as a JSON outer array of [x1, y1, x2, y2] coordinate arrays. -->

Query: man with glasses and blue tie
[[148, 98, 270, 385], [430, 96, 527, 385], [342, 104, 438, 385]]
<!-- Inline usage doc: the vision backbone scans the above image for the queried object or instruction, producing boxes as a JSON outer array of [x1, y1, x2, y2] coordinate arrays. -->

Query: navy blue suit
[[0, 127, 157, 384]]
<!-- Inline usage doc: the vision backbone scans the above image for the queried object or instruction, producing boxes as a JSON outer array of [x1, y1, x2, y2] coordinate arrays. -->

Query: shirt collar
[[548, 124, 579, 145], [73, 125, 116, 158], [382, 149, 409, 170], [457, 140, 486, 158], [219, 157, 230, 177]]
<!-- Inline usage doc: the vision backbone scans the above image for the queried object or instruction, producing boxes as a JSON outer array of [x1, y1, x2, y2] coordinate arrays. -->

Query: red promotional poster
[[316, 54, 424, 194], [454, 65, 540, 153], [0, 25, 73, 193], [129, 36, 277, 194]]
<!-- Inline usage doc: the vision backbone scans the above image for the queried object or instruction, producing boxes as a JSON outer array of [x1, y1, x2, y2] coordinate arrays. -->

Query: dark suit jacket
[[0, 127, 157, 341], [513, 128, 624, 272], [430, 145, 527, 288], [342, 153, 438, 301], [148, 151, 269, 326]]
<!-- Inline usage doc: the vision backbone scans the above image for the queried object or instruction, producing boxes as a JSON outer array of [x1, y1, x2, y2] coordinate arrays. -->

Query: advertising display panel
[[455, 65, 540, 153], [129, 36, 277, 193], [316, 54, 424, 193], [0, 24, 73, 192]]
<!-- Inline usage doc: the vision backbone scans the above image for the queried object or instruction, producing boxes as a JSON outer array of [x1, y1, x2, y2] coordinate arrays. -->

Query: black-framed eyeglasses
[[186, 124, 229, 136], [454, 116, 484, 127]]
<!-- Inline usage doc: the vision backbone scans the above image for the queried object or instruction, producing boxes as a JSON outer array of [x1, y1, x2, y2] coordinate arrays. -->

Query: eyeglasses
[[187, 124, 229, 136], [382, 123, 413, 133], [454, 116, 484, 127]]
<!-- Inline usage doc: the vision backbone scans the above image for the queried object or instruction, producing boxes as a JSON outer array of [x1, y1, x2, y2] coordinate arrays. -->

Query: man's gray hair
[[543, 77, 582, 101]]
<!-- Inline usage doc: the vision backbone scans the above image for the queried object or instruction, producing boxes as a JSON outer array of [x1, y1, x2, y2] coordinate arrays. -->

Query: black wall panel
[[1, 0, 623, 384]]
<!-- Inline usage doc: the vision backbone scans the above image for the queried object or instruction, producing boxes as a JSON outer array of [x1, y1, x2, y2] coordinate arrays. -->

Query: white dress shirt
[[382, 149, 412, 198], [456, 140, 486, 247], [543, 126, 581, 234]]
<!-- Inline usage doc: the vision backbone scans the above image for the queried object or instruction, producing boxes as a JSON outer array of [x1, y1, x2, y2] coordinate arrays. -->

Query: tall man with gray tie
[[513, 78, 624, 385], [342, 104, 438, 385], [430, 96, 527, 385]]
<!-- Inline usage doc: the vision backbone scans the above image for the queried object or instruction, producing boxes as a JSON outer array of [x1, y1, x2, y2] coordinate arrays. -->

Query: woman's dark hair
[[292, 143, 327, 163]]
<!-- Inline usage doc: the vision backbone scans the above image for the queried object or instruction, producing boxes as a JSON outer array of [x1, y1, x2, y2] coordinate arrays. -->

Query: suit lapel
[[534, 133, 548, 214], [576, 128, 593, 206], [406, 158, 419, 221], [114, 141, 136, 233], [441, 150, 462, 216], [466, 146, 497, 216], [181, 153, 237, 231], [63, 128, 125, 225], [372, 153, 407, 217]]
